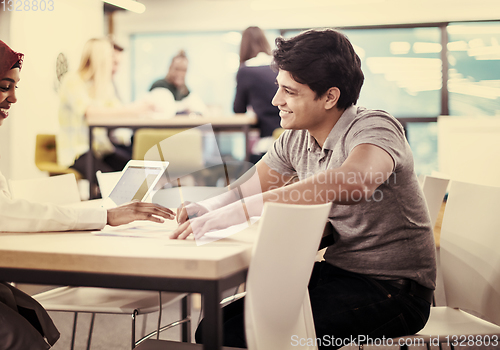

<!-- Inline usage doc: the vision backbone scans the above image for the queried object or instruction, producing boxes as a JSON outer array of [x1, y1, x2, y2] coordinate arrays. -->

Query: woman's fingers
[[107, 202, 175, 226]]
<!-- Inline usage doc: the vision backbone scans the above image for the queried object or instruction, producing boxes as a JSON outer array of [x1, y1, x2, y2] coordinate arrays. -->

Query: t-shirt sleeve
[[262, 130, 297, 176], [346, 113, 407, 172]]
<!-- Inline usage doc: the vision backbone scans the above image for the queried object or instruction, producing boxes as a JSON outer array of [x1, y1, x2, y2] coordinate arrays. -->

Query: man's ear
[[324, 87, 340, 110]]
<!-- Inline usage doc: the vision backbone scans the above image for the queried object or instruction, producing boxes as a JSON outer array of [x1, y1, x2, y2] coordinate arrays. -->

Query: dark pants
[[195, 262, 431, 349], [70, 147, 130, 183], [0, 302, 50, 350], [0, 282, 60, 350]]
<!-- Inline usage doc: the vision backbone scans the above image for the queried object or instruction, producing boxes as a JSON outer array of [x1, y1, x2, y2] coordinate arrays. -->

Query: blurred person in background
[[111, 41, 124, 101], [109, 40, 134, 157], [233, 26, 281, 164], [0, 39, 175, 350], [57, 38, 154, 181], [150, 49, 189, 102], [149, 50, 206, 116]]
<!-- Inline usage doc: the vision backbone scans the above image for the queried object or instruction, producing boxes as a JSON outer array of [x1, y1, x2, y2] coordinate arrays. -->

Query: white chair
[[394, 180, 500, 349], [421, 175, 450, 229], [8, 173, 81, 205], [135, 202, 332, 350], [420, 174, 450, 307], [244, 202, 331, 350], [9, 174, 190, 349], [96, 170, 122, 199], [34, 288, 189, 349]]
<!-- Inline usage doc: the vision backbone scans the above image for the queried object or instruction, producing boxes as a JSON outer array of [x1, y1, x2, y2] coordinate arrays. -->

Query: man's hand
[[171, 201, 248, 240], [107, 202, 175, 226], [176, 201, 209, 225]]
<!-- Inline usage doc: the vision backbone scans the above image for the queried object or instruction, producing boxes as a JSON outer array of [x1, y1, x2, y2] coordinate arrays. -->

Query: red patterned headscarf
[[0, 40, 24, 79]]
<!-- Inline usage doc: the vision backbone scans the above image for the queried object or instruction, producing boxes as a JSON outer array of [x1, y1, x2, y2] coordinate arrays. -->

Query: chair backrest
[[35, 134, 58, 165], [421, 175, 450, 228], [132, 128, 204, 180], [440, 181, 500, 325], [8, 173, 81, 205], [244, 202, 332, 350], [272, 128, 285, 140], [34, 134, 82, 180], [96, 171, 122, 199]]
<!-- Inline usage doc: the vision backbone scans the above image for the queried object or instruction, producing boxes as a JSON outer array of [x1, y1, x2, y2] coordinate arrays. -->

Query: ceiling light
[[103, 0, 145, 13]]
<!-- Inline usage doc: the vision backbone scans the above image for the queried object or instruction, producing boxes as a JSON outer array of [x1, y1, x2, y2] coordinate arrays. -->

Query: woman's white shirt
[[0, 171, 106, 232]]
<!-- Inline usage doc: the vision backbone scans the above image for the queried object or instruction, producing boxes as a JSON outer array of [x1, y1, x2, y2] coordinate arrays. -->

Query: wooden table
[[0, 219, 259, 349], [86, 113, 257, 198]]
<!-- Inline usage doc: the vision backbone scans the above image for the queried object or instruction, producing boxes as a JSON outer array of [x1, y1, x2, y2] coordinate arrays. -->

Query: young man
[[173, 29, 436, 349]]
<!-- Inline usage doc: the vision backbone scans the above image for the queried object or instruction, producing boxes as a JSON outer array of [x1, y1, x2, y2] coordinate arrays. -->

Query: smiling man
[[175, 29, 436, 349]]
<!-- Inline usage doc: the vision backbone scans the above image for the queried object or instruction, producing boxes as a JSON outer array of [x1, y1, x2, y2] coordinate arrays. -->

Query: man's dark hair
[[273, 29, 364, 110]]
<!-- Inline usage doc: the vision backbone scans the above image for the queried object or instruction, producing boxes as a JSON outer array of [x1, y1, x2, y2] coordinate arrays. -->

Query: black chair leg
[[181, 294, 191, 343], [132, 309, 139, 349], [86, 313, 96, 350], [70, 312, 78, 350]]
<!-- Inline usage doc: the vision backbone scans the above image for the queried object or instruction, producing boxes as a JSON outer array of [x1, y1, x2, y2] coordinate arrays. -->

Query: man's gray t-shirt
[[262, 106, 437, 289]]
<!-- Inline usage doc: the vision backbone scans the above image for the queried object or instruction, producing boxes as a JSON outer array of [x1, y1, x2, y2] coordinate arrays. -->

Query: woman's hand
[[107, 202, 175, 226]]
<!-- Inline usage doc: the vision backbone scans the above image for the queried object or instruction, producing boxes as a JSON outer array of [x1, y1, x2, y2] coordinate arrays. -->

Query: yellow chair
[[132, 128, 205, 182], [272, 128, 285, 140], [35, 134, 82, 180]]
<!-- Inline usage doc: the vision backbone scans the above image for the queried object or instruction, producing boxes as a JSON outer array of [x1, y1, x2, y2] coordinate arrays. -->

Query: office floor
[[9, 284, 489, 350], [47, 303, 497, 350], [48, 295, 202, 350]]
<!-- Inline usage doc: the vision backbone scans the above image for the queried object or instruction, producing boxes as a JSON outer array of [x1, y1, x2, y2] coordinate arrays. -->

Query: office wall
[[0, 11, 12, 177], [438, 116, 500, 187], [0, 0, 103, 179], [115, 0, 500, 34]]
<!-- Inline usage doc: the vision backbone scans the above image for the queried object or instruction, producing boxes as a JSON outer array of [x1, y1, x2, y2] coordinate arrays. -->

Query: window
[[447, 22, 500, 116], [284, 27, 442, 118], [130, 23, 499, 175]]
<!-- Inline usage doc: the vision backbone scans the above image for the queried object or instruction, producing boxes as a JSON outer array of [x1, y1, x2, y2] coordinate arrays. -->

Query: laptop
[[101, 160, 169, 209]]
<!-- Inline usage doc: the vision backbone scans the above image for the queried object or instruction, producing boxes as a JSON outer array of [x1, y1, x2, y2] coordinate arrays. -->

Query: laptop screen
[[108, 165, 164, 206]]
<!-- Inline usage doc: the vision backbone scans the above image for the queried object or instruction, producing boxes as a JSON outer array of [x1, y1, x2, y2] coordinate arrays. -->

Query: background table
[[86, 114, 257, 198], [0, 220, 259, 349]]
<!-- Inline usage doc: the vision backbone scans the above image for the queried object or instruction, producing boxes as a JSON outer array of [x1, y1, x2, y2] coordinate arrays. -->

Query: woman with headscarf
[[0, 39, 174, 349]]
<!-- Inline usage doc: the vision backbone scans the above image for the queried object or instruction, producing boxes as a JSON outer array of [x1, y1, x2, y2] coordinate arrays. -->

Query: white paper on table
[[93, 220, 174, 238], [93, 216, 260, 242], [196, 217, 260, 246]]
